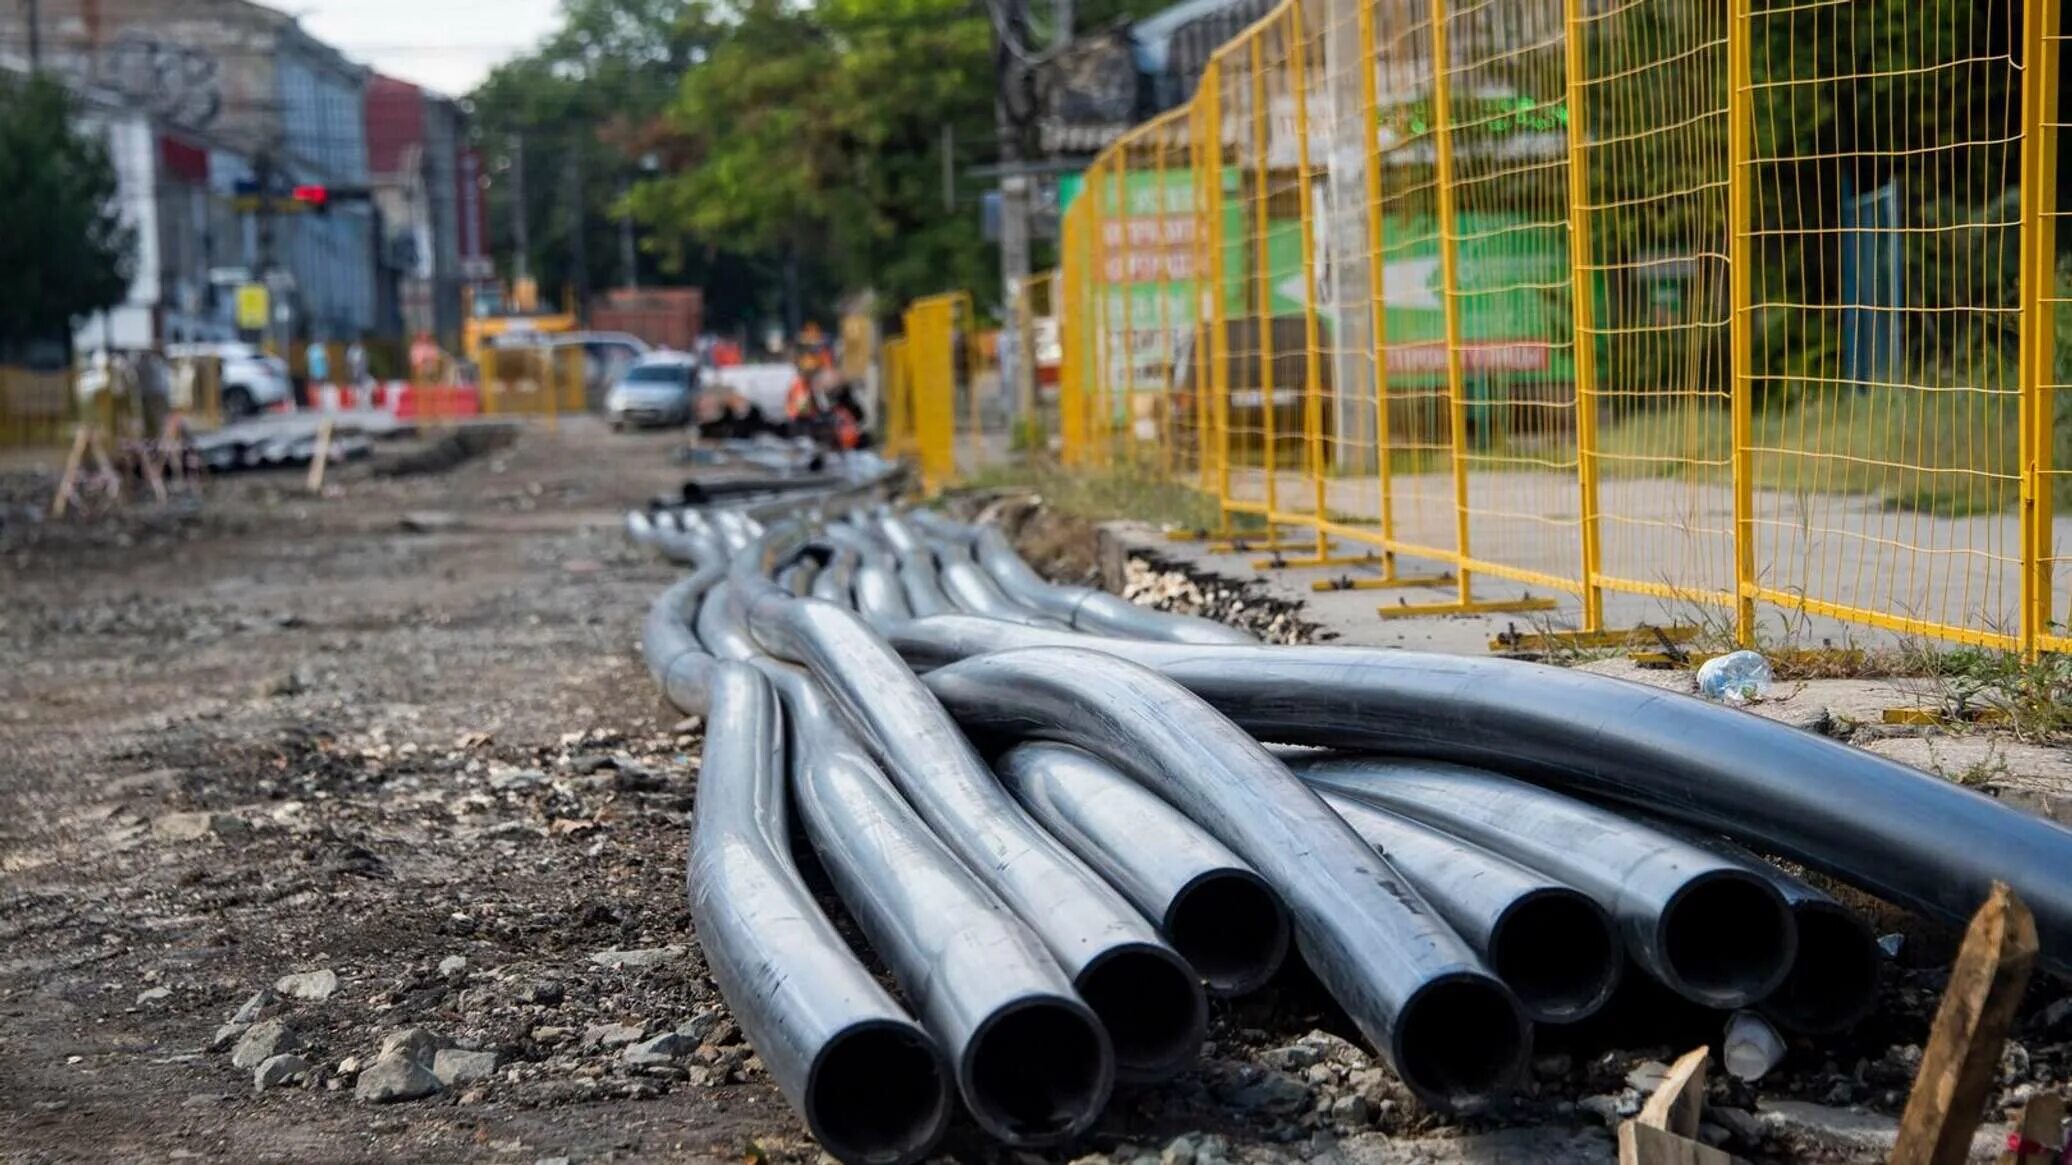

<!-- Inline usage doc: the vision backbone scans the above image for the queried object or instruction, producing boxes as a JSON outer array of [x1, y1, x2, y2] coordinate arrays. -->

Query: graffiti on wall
[[101, 33, 223, 129]]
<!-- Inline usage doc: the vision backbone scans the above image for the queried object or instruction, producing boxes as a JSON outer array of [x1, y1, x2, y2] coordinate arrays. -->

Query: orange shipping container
[[590, 288, 704, 353]]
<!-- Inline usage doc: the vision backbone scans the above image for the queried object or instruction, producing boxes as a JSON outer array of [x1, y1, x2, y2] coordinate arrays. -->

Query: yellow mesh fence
[[1732, 0, 2032, 650], [2034, 0, 2068, 653], [970, 0, 2072, 653], [1579, 0, 1735, 619]]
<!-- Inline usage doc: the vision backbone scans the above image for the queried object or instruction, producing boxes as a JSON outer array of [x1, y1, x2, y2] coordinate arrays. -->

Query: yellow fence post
[[1562, 0, 1604, 634], [1726, 0, 1756, 646], [1206, 59, 1235, 532], [1190, 88, 1215, 496], [1288, 0, 1328, 564], [1249, 33, 1280, 540], [1426, 0, 1473, 611], [1060, 205, 1087, 465], [2020, 0, 2061, 658], [1357, 0, 1398, 582]]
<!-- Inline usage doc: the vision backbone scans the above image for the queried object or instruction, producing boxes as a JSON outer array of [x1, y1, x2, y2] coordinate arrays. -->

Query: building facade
[[1, 0, 379, 349], [366, 75, 487, 348]]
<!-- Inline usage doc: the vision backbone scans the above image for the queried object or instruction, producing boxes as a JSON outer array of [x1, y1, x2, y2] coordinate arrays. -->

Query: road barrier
[[1010, 0, 2072, 655]]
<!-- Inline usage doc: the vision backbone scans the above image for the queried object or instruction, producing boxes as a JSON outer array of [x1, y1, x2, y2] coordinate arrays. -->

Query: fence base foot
[[1373, 596, 1559, 619], [1251, 551, 1384, 570], [1313, 572, 1456, 592], [1490, 624, 1700, 652]]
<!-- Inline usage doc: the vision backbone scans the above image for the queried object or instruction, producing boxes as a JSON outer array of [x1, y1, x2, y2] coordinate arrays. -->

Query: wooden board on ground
[[1891, 882, 2038, 1165], [306, 416, 336, 493], [1993, 1092, 2064, 1164], [1618, 1046, 1731, 1165]]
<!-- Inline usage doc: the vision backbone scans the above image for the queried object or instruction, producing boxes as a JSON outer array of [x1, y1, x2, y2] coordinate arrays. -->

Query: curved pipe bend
[[996, 742, 1290, 998], [968, 522, 1254, 644], [640, 576, 949, 1164], [760, 663, 1113, 1146], [1321, 793, 1621, 1025], [728, 525, 1207, 1085], [885, 616, 2072, 978], [920, 646, 1531, 1113], [1294, 758, 1795, 1011]]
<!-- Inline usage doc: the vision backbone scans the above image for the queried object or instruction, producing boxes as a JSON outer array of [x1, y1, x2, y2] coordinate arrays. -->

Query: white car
[[605, 352, 701, 429], [163, 342, 294, 417]]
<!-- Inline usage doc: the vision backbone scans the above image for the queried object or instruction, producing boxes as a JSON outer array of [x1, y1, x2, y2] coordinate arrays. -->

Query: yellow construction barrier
[[479, 344, 585, 426], [1039, 0, 2071, 655]]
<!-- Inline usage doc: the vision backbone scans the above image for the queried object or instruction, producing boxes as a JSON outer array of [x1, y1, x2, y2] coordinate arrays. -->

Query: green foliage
[[467, 0, 791, 328], [0, 74, 134, 350], [627, 0, 999, 312], [965, 458, 1235, 531]]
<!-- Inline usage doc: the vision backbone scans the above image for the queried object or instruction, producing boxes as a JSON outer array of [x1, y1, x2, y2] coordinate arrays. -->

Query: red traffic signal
[[291, 184, 329, 209]]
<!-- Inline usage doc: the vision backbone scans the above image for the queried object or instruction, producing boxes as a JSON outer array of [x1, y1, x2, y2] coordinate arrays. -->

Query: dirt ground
[[1, 419, 2064, 1165]]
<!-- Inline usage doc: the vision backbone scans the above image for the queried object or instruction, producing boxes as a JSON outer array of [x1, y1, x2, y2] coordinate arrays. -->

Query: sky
[[292, 0, 564, 98]]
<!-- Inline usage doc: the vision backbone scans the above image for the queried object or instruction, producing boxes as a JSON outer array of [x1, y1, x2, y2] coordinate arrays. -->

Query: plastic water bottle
[[1698, 650, 1772, 704], [1722, 1011, 1786, 1081]]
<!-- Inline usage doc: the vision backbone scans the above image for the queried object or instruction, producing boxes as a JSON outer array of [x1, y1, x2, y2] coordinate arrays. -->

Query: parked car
[[605, 352, 700, 429], [161, 342, 294, 417]]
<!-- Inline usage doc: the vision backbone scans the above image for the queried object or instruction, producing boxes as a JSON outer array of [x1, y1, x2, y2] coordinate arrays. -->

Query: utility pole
[[25, 0, 41, 71], [255, 147, 279, 348], [509, 133, 531, 287], [619, 175, 638, 290], [564, 147, 588, 315], [993, 0, 1038, 428], [942, 123, 956, 213]]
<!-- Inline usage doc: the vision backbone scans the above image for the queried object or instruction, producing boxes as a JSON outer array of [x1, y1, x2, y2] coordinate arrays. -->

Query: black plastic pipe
[[1321, 793, 1621, 1024], [641, 573, 951, 1164], [887, 617, 2072, 978], [971, 522, 1254, 644], [750, 660, 1113, 1146], [1290, 757, 1796, 1010], [995, 742, 1290, 997], [921, 647, 1531, 1112], [728, 529, 1207, 1084], [1656, 826, 1883, 1034]]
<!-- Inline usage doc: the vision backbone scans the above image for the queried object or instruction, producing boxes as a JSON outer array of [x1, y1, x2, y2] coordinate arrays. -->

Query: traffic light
[[291, 185, 330, 213]]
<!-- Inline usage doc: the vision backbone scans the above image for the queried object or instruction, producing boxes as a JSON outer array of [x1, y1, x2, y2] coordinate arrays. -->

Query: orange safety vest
[[785, 376, 814, 420]]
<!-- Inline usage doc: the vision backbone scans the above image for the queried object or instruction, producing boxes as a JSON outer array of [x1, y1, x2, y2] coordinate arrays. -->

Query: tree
[[466, 0, 725, 318], [628, 0, 999, 317], [0, 73, 134, 355]]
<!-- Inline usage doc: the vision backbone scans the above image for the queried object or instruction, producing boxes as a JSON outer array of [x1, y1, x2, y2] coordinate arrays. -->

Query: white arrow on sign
[[1381, 256, 1442, 309]]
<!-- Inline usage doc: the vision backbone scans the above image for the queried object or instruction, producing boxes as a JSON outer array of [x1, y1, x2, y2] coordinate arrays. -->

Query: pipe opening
[[1394, 975, 1529, 1110], [809, 1021, 950, 1164], [1765, 902, 1880, 1033], [964, 998, 1109, 1146], [1165, 869, 1290, 997], [1490, 889, 1622, 1025], [1660, 872, 1795, 1008], [1075, 945, 1207, 1082]]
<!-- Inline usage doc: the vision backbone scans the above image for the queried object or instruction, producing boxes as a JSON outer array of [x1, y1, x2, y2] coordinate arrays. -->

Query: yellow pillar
[[1426, 0, 1473, 601], [1563, 0, 1604, 631]]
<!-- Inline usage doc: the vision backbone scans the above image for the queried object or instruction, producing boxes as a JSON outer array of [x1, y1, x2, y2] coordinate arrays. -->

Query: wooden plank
[[306, 416, 335, 493], [49, 424, 90, 517], [1891, 882, 2039, 1165], [1995, 1092, 2066, 1164], [1636, 1046, 1710, 1138], [1617, 1121, 1734, 1165]]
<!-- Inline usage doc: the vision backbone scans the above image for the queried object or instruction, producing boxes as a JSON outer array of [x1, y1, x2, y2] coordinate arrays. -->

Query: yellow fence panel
[[1733, 0, 2030, 650], [1032, 0, 2069, 655], [1575, 0, 1736, 620], [902, 295, 960, 492], [882, 336, 915, 461], [2035, 0, 2068, 654]]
